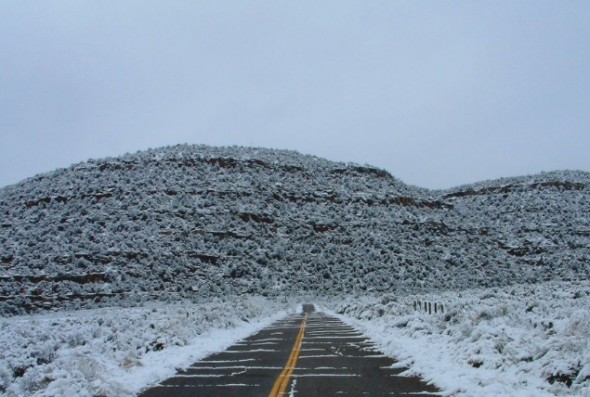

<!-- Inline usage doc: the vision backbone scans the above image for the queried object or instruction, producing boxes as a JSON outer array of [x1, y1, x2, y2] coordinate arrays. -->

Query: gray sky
[[1, 1, 589, 189]]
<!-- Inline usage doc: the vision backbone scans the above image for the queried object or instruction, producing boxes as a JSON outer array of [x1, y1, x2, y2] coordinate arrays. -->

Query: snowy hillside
[[1, 144, 589, 314]]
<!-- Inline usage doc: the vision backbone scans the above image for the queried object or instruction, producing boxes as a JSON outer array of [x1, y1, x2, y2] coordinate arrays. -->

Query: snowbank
[[323, 281, 590, 397], [0, 296, 292, 396]]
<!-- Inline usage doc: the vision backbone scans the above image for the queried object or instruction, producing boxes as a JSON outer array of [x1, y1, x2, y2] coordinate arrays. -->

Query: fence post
[[414, 301, 444, 315]]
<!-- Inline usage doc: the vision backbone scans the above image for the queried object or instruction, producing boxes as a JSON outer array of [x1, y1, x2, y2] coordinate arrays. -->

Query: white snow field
[[323, 280, 590, 397], [0, 296, 293, 397]]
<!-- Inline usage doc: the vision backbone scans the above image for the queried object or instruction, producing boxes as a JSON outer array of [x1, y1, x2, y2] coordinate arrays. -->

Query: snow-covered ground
[[2, 282, 589, 396], [322, 281, 590, 397], [0, 296, 293, 397]]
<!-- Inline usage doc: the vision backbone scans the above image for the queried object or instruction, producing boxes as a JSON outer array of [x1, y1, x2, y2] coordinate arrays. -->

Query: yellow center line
[[268, 313, 308, 397]]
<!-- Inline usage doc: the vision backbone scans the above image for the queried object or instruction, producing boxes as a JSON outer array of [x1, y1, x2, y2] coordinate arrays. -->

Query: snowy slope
[[1, 145, 589, 315]]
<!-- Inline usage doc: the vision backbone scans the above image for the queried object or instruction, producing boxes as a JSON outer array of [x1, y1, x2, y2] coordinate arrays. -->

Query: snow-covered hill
[[1, 145, 589, 314]]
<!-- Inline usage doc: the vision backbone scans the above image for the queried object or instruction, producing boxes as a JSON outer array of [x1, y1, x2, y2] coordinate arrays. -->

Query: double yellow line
[[268, 313, 308, 397]]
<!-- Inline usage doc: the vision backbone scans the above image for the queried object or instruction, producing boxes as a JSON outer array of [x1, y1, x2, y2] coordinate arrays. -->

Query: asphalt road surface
[[139, 304, 440, 396]]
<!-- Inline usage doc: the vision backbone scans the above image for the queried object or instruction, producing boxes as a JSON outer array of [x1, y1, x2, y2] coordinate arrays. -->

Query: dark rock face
[[1, 144, 589, 314]]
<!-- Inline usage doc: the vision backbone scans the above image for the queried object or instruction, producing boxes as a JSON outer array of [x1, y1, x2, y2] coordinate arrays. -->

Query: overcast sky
[[1, 1, 589, 189]]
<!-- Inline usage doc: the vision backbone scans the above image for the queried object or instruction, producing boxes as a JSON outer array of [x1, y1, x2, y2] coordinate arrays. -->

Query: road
[[139, 304, 440, 396]]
